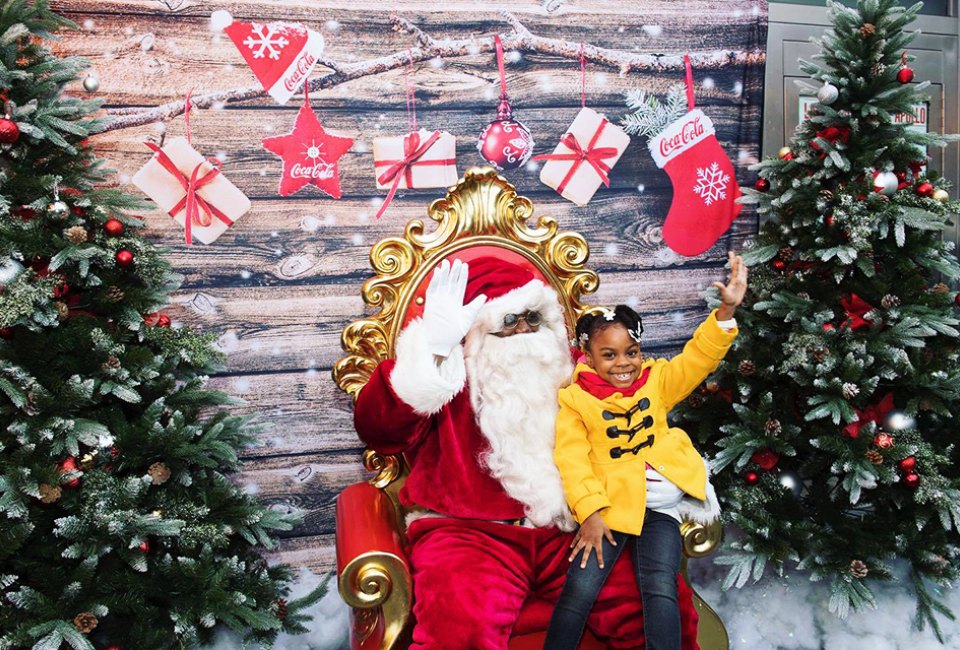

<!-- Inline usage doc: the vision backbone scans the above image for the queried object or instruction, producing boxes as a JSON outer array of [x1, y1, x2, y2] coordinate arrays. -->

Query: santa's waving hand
[[421, 259, 487, 358]]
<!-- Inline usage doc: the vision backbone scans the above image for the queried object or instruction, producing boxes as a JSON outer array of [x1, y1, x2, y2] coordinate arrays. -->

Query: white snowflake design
[[692, 161, 730, 206], [243, 24, 290, 60]]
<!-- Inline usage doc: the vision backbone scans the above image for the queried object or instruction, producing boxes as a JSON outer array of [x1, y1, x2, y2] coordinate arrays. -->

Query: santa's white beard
[[464, 325, 576, 531]]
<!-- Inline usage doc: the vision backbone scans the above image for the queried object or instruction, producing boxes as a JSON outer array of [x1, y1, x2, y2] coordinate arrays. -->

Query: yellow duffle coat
[[554, 310, 737, 535]]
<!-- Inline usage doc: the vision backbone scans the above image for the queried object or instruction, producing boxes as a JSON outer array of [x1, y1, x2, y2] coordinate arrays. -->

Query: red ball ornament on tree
[[916, 182, 934, 198], [755, 178, 770, 192], [59, 456, 81, 488], [0, 328, 13, 340], [103, 218, 124, 237], [477, 36, 534, 171], [772, 259, 786, 271], [824, 214, 835, 227], [751, 449, 780, 471], [902, 472, 920, 488], [898, 456, 917, 472], [873, 432, 895, 449], [115, 250, 134, 267], [897, 66, 914, 84], [744, 471, 760, 486], [0, 117, 19, 144], [138, 540, 152, 553], [955, 292, 960, 307]]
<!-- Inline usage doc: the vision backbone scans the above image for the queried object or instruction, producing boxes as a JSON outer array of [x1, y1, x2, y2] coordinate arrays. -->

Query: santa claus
[[354, 257, 700, 649]]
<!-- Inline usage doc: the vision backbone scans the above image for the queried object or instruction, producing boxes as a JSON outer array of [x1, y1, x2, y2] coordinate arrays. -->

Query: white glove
[[421, 259, 487, 358]]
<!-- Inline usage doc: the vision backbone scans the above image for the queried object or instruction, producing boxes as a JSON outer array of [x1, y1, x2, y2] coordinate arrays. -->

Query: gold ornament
[[38, 483, 62, 503], [148, 461, 171, 485], [79, 450, 99, 470], [65, 226, 88, 244], [704, 380, 720, 393], [73, 612, 98, 634], [932, 188, 949, 203], [777, 146, 793, 160]]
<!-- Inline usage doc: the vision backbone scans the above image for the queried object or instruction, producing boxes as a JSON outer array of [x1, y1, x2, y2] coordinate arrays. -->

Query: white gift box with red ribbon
[[132, 137, 251, 245], [536, 107, 631, 206], [372, 129, 458, 218]]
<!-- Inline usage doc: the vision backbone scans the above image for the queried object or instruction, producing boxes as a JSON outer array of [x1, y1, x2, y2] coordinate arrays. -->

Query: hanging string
[[683, 54, 695, 111], [184, 87, 194, 143], [303, 81, 310, 110], [406, 49, 418, 134], [494, 35, 508, 99], [580, 41, 586, 109]]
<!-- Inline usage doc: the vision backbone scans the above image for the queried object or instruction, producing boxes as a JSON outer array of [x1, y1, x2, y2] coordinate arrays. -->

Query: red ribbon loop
[[533, 119, 617, 193], [373, 130, 453, 219], [144, 142, 234, 244]]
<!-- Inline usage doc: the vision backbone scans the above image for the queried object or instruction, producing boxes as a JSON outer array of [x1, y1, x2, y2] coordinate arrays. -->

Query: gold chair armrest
[[680, 519, 723, 559]]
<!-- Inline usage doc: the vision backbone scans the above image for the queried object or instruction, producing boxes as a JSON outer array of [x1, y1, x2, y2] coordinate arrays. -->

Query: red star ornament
[[262, 102, 353, 198]]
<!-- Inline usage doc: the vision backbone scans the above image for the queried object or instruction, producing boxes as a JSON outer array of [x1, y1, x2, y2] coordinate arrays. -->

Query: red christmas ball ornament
[[902, 472, 920, 488], [115, 250, 134, 267], [157, 314, 171, 327], [916, 182, 934, 198], [477, 36, 534, 171], [0, 327, 13, 340], [772, 259, 786, 271], [146, 312, 171, 328], [955, 292, 960, 307], [138, 540, 152, 553], [52, 280, 70, 299], [824, 214, 835, 227], [823, 323, 835, 331], [898, 456, 917, 472], [873, 432, 895, 449], [897, 66, 914, 84], [106, 646, 122, 650], [0, 117, 19, 144], [103, 218, 124, 237], [755, 178, 770, 192], [59, 456, 81, 488], [744, 471, 760, 486], [751, 449, 781, 471], [12, 206, 35, 221]]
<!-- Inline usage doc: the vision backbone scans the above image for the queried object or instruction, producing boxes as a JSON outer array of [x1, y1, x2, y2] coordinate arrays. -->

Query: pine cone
[[842, 383, 860, 399], [812, 347, 829, 362], [54, 301, 69, 320], [870, 63, 887, 76], [738, 360, 757, 376], [65, 225, 88, 244], [275, 598, 289, 621], [849, 559, 869, 578], [764, 419, 782, 435], [687, 393, 705, 408], [865, 449, 884, 465], [38, 483, 61, 504], [778, 246, 794, 260], [148, 462, 171, 485], [102, 356, 121, 372], [932, 282, 950, 294], [797, 292, 811, 301], [73, 612, 98, 634], [859, 22, 876, 37], [105, 285, 125, 302], [881, 294, 900, 309]]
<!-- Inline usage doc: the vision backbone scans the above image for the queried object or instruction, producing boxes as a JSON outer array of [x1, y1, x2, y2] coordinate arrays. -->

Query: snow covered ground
[[210, 561, 960, 649]]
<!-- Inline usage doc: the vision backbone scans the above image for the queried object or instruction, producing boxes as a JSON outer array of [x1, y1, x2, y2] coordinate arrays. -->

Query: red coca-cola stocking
[[647, 59, 741, 257]]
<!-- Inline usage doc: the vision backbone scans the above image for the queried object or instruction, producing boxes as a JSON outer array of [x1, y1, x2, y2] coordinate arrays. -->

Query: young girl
[[545, 252, 748, 650]]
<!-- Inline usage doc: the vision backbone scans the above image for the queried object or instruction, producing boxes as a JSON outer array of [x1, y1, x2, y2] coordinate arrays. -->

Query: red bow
[[841, 293, 875, 331], [810, 126, 850, 154], [144, 142, 233, 245], [374, 130, 453, 219], [534, 120, 618, 193], [842, 393, 894, 438]]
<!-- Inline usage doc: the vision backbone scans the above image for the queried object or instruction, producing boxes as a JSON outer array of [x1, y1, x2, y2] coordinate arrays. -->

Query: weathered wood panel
[[53, 0, 767, 572]]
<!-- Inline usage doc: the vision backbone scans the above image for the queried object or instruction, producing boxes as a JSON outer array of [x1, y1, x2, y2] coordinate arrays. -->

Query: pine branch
[[98, 12, 765, 133]]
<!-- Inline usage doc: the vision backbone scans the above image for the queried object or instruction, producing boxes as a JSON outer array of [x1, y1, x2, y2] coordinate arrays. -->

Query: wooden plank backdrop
[[49, 0, 768, 574]]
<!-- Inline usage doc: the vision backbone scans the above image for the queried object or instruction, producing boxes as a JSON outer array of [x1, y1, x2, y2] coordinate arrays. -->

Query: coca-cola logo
[[659, 117, 704, 157], [291, 162, 334, 179], [284, 52, 317, 92]]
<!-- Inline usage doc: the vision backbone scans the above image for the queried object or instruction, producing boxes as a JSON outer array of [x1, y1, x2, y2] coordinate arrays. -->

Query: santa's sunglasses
[[500, 310, 543, 331]]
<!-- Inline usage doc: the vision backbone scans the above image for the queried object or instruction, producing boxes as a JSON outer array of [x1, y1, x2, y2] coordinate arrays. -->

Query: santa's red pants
[[407, 518, 700, 650]]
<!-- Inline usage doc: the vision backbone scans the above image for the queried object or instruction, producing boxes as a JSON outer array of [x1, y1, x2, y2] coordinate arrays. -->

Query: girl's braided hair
[[575, 305, 644, 350]]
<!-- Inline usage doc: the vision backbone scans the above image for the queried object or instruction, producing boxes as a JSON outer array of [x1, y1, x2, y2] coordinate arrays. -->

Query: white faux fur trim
[[389, 318, 466, 416], [677, 457, 722, 524], [468, 279, 568, 341]]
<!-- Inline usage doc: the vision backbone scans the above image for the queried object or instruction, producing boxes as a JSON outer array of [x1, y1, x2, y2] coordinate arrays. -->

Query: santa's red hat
[[464, 256, 535, 304]]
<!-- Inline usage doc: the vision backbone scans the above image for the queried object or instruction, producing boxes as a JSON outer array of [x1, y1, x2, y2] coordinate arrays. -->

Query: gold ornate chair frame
[[333, 167, 728, 650]]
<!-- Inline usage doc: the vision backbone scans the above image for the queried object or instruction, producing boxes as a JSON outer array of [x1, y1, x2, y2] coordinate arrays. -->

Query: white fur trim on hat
[[389, 317, 466, 415], [469, 279, 567, 338], [677, 457, 722, 524]]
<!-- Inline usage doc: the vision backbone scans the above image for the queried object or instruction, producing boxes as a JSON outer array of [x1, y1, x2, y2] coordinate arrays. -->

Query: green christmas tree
[[0, 2, 323, 647], [674, 0, 960, 639]]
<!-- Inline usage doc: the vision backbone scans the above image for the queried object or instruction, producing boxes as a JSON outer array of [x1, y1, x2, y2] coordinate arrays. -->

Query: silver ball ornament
[[817, 81, 839, 105], [882, 409, 915, 433], [0, 258, 24, 287], [778, 470, 803, 499], [873, 171, 899, 196], [82, 73, 100, 93], [47, 200, 70, 220]]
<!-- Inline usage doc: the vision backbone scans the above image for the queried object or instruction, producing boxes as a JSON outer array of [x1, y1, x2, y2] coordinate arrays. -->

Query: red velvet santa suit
[[354, 259, 700, 650]]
